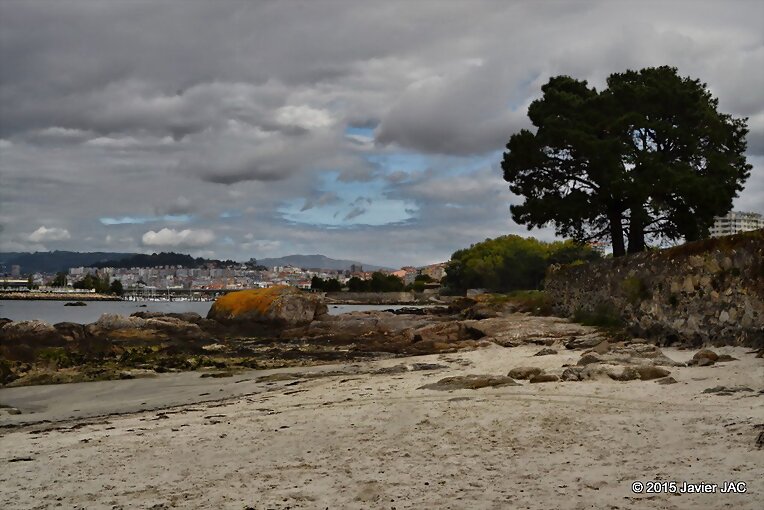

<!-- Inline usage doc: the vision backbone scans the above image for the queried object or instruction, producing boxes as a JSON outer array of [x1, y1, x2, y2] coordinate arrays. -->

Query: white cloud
[[27, 226, 71, 242], [275, 105, 334, 130], [141, 228, 215, 247]]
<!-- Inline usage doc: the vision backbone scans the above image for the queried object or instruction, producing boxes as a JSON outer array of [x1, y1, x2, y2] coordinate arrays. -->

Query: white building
[[709, 211, 764, 237]]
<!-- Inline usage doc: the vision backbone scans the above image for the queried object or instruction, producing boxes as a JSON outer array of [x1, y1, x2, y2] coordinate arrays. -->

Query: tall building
[[709, 211, 764, 237], [10, 265, 21, 277]]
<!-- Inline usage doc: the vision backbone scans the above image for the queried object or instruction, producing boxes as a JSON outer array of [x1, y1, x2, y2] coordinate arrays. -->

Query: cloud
[[1, 1, 762, 267], [27, 226, 71, 242], [343, 206, 367, 221], [300, 192, 340, 211], [141, 228, 215, 248], [275, 105, 334, 130]]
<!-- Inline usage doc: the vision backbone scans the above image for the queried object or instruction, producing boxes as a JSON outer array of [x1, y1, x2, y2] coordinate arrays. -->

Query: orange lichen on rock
[[211, 286, 290, 319], [207, 286, 326, 325]]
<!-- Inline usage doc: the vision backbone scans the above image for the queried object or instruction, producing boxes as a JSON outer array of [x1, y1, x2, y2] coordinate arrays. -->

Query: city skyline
[[2, 1, 763, 267]]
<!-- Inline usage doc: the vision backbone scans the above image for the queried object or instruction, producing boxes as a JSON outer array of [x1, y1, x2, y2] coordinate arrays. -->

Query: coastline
[[0, 292, 121, 301]]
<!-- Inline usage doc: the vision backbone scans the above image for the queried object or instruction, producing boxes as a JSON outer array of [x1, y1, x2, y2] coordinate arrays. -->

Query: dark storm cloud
[[1, 0, 763, 265]]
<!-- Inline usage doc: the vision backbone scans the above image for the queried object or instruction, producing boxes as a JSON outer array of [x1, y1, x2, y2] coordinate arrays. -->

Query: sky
[[1, 0, 763, 268]]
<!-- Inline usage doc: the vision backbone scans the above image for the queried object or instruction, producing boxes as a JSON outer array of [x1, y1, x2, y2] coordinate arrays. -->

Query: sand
[[1, 344, 762, 509]]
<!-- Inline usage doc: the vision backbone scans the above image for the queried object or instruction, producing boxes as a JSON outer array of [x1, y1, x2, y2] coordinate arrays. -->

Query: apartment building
[[709, 211, 764, 237]]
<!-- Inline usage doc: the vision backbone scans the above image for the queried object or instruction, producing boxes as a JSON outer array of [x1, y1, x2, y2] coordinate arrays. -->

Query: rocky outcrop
[[207, 286, 327, 326], [0, 320, 65, 361], [576, 343, 684, 367], [419, 374, 520, 390], [546, 229, 764, 347], [86, 313, 210, 345], [507, 366, 544, 380], [463, 315, 606, 347]]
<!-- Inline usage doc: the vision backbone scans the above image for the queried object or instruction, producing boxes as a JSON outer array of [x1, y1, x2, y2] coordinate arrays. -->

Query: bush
[[443, 235, 600, 294]]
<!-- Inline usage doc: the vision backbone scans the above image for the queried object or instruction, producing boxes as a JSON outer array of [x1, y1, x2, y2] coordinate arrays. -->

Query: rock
[[529, 373, 559, 383], [607, 366, 640, 381], [582, 344, 682, 367], [577, 353, 602, 366], [411, 321, 483, 343], [0, 319, 62, 345], [656, 376, 678, 385], [53, 322, 87, 343], [86, 313, 210, 345], [591, 340, 611, 354], [374, 364, 409, 375], [63, 301, 87, 307], [201, 343, 227, 352], [693, 349, 719, 362], [534, 347, 558, 356], [716, 354, 737, 362], [207, 286, 327, 326], [702, 386, 754, 394], [0, 320, 65, 361], [200, 371, 234, 378], [634, 366, 671, 380], [131, 311, 203, 323], [564, 333, 606, 350], [605, 365, 671, 381], [507, 366, 544, 380], [419, 374, 520, 391], [0, 359, 18, 385], [689, 357, 715, 367], [410, 363, 448, 371], [579, 365, 613, 380], [463, 315, 604, 348], [561, 367, 583, 381], [118, 369, 157, 379]]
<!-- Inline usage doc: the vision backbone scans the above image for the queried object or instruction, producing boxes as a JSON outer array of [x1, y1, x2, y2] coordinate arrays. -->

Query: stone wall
[[544, 230, 763, 347]]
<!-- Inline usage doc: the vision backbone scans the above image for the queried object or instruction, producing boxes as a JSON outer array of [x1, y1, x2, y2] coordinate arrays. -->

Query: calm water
[[0, 300, 425, 324]]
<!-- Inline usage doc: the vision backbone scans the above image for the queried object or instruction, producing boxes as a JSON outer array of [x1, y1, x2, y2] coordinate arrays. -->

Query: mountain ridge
[[256, 254, 390, 271]]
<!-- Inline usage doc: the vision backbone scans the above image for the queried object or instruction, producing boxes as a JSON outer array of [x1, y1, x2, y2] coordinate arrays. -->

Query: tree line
[[311, 272, 406, 293], [52, 272, 124, 296]]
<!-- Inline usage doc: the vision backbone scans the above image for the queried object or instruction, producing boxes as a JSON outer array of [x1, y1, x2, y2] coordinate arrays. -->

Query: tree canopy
[[347, 272, 404, 292], [311, 276, 342, 292], [502, 66, 751, 256], [443, 235, 599, 293]]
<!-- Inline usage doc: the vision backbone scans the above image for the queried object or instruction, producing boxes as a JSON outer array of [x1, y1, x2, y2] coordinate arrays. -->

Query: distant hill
[[256, 254, 389, 271], [90, 252, 237, 269], [0, 251, 135, 274]]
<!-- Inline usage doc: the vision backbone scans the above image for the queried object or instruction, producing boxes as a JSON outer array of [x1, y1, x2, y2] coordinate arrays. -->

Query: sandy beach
[[1, 343, 761, 509]]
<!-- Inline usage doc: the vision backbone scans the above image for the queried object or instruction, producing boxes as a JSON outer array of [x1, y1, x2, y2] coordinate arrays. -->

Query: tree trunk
[[627, 206, 647, 254], [608, 209, 626, 257]]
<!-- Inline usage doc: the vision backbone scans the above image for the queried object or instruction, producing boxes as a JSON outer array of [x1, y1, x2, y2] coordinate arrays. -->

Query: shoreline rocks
[[207, 286, 327, 326]]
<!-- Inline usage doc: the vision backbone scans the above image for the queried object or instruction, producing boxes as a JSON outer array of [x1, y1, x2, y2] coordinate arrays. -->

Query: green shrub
[[443, 235, 600, 294]]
